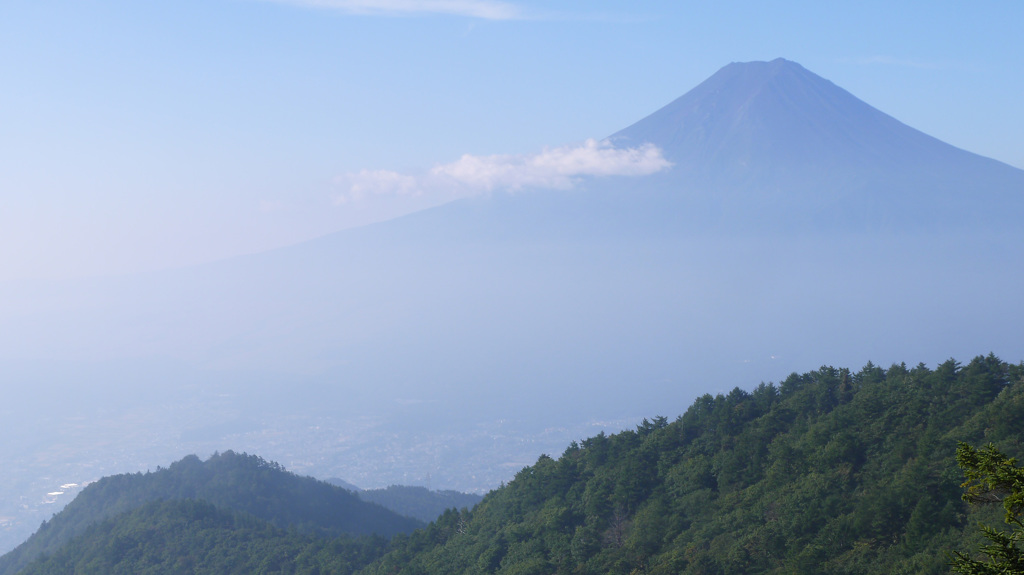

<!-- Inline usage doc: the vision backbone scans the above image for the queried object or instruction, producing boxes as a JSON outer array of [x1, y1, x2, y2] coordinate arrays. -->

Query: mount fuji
[[1, 57, 1022, 451]]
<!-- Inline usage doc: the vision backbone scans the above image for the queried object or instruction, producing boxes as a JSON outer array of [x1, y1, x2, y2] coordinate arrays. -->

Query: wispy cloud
[[262, 0, 524, 19], [334, 139, 671, 204], [840, 56, 945, 70], [336, 169, 421, 204]]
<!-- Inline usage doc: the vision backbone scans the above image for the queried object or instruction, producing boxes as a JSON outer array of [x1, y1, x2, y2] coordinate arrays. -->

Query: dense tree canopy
[[364, 355, 1024, 575]]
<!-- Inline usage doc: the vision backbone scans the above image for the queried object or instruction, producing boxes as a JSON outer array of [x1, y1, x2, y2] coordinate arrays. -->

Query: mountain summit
[[612, 58, 928, 168], [602, 58, 1023, 231]]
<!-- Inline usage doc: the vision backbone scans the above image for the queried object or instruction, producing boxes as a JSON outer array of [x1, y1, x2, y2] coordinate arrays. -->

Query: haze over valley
[[3, 55, 1023, 554]]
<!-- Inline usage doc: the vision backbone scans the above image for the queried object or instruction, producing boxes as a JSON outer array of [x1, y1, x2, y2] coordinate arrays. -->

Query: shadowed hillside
[[17, 499, 392, 575], [358, 486, 483, 524], [0, 451, 421, 575]]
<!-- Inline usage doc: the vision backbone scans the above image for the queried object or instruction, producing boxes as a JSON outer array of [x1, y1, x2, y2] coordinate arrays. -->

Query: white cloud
[[263, 0, 523, 19], [431, 139, 670, 190], [334, 139, 671, 204]]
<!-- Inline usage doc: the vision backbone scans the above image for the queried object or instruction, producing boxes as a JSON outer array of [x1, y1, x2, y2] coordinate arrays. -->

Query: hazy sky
[[1, 0, 1021, 281]]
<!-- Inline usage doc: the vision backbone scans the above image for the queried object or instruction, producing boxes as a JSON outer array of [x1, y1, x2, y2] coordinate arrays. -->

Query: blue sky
[[1, 0, 1021, 280]]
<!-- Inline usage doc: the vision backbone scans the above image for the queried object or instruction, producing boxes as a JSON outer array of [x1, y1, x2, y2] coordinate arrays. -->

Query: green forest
[[6, 355, 1024, 574]]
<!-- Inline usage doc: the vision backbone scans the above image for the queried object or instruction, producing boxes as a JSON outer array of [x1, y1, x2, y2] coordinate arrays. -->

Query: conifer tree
[[951, 443, 1024, 574]]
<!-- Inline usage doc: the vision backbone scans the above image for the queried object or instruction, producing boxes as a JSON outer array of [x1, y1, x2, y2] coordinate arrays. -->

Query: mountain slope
[[0, 451, 421, 575], [362, 355, 1024, 575], [2, 59, 1020, 376], [18, 499, 390, 575]]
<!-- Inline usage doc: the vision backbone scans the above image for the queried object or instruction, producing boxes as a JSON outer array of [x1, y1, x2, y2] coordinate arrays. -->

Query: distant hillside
[[363, 355, 1024, 575], [324, 479, 483, 523], [360, 486, 483, 523], [18, 499, 389, 575], [0, 451, 421, 575], [325, 477, 364, 493]]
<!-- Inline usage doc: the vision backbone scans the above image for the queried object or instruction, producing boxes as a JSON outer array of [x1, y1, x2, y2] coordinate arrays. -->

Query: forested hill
[[0, 451, 421, 575], [364, 355, 1024, 575], [346, 485, 484, 524], [15, 499, 393, 575]]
